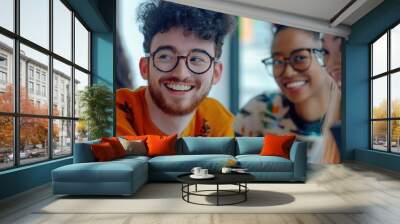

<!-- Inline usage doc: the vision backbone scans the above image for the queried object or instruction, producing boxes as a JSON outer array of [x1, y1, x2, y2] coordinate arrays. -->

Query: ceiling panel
[[226, 0, 352, 21], [166, 0, 384, 38]]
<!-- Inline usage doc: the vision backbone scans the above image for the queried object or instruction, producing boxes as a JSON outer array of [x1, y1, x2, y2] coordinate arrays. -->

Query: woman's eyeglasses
[[261, 48, 328, 78]]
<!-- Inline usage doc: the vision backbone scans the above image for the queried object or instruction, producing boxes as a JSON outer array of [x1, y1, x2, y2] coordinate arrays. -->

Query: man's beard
[[148, 75, 213, 116]]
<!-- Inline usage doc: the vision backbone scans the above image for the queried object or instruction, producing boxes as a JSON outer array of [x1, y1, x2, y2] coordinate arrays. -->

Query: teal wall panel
[[92, 33, 114, 87], [355, 149, 400, 172], [0, 158, 72, 199], [92, 32, 114, 135]]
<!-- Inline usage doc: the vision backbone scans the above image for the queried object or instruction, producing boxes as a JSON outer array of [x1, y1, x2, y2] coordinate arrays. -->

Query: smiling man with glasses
[[235, 25, 341, 164], [116, 1, 236, 137]]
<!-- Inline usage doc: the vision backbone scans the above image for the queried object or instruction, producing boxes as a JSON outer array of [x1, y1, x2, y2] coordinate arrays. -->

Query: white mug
[[221, 167, 232, 174], [199, 169, 208, 176], [191, 167, 202, 176]]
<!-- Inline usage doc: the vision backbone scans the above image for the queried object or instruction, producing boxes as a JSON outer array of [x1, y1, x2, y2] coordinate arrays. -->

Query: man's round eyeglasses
[[261, 48, 328, 78], [148, 47, 217, 75]]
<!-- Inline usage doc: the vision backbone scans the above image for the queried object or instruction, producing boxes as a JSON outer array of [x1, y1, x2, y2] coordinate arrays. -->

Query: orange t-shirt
[[116, 87, 234, 137]]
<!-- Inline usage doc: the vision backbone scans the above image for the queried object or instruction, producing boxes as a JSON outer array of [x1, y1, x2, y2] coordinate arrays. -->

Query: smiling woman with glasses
[[235, 25, 341, 164]]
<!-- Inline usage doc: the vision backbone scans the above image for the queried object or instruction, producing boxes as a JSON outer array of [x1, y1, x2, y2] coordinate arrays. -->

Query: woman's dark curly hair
[[137, 0, 236, 59]]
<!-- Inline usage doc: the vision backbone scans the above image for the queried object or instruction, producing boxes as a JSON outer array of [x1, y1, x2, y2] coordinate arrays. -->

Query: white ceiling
[[166, 0, 384, 38], [227, 0, 352, 22]]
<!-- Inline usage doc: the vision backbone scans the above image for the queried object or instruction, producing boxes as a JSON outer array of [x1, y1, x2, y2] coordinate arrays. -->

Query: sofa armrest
[[73, 140, 100, 163], [289, 141, 307, 181]]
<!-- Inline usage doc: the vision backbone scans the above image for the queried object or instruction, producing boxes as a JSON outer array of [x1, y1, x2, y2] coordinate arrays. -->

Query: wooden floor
[[1, 162, 400, 224]]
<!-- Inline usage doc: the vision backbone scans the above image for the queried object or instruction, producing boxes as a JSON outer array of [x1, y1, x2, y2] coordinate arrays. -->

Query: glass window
[[372, 33, 387, 76], [41, 85, 46, 96], [74, 17, 89, 70], [75, 120, 88, 143], [19, 117, 49, 165], [0, 0, 14, 32], [0, 0, 91, 170], [371, 24, 400, 154], [20, 0, 49, 49], [391, 24, 400, 70], [53, 0, 72, 60], [0, 34, 14, 113], [372, 77, 387, 119], [0, 55, 7, 67], [35, 70, 40, 80], [36, 84, 40, 95], [28, 81, 33, 94], [391, 120, 400, 153], [53, 59, 72, 116], [372, 121, 388, 151], [239, 18, 278, 107], [53, 119, 72, 158], [0, 116, 13, 170], [28, 67, 34, 80], [391, 72, 400, 118], [20, 44, 49, 115], [0, 71, 7, 84], [74, 69, 89, 118]]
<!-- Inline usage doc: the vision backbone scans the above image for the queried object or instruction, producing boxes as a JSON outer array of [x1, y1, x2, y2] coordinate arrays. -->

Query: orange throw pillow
[[101, 137, 126, 158], [91, 142, 117, 161], [146, 134, 177, 157], [260, 134, 296, 159], [123, 135, 148, 141]]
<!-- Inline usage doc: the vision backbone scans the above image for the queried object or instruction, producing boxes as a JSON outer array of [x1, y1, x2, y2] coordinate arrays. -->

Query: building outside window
[[41, 85, 46, 97], [371, 22, 400, 154], [28, 67, 34, 80], [0, 0, 91, 170], [35, 70, 40, 81], [0, 54, 7, 89], [28, 81, 34, 94], [0, 71, 6, 83]]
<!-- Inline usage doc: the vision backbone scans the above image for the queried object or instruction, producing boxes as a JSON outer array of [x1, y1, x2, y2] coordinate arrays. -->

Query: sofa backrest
[[73, 139, 100, 163], [235, 137, 264, 155], [177, 137, 235, 155]]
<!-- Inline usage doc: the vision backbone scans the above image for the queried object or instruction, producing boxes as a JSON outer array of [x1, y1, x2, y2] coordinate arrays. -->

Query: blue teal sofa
[[52, 137, 307, 196]]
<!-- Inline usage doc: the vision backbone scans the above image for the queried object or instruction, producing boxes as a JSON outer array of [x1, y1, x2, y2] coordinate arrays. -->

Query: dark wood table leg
[[217, 184, 219, 206]]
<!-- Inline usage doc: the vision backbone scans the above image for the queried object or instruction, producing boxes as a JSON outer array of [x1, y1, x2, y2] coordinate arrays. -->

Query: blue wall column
[[92, 32, 114, 135]]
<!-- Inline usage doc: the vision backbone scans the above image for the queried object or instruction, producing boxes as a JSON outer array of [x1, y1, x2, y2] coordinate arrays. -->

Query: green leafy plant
[[79, 84, 113, 140]]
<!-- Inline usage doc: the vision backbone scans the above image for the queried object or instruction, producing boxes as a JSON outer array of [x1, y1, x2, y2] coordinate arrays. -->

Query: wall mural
[[116, 0, 342, 164]]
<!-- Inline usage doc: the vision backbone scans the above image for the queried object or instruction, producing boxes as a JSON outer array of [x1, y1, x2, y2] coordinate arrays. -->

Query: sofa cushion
[[148, 154, 235, 172], [91, 142, 118, 161], [236, 155, 293, 172], [260, 134, 296, 159], [147, 134, 177, 157], [119, 138, 147, 156], [52, 158, 147, 183], [101, 137, 127, 158], [74, 140, 100, 163], [235, 137, 263, 155], [179, 137, 235, 155]]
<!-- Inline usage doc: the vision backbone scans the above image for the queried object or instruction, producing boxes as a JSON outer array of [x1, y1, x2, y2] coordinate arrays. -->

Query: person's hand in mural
[[322, 34, 342, 89], [235, 25, 341, 163], [116, 1, 236, 137]]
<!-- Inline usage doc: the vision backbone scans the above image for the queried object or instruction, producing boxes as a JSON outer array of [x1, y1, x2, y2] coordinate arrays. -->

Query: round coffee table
[[177, 173, 255, 206]]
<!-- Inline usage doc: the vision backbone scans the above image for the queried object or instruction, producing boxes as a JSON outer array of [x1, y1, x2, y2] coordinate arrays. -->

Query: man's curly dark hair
[[137, 0, 236, 59]]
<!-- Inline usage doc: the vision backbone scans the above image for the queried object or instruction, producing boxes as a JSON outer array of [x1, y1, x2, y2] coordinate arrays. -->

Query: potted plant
[[79, 84, 113, 140]]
